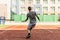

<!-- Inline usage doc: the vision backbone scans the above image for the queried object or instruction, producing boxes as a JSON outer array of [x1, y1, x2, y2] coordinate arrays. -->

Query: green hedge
[[13, 14, 58, 22], [14, 15, 21, 22]]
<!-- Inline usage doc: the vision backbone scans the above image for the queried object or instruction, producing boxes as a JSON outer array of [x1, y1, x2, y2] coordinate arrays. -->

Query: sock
[[28, 30, 31, 34]]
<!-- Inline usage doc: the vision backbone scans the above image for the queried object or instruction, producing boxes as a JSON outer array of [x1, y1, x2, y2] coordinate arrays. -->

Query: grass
[[0, 24, 7, 29]]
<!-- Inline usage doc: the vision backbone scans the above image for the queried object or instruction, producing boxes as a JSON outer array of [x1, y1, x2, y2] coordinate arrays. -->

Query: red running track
[[0, 25, 60, 40]]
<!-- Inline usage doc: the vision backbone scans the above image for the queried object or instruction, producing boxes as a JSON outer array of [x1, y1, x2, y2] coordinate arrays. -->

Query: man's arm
[[24, 16, 28, 22], [35, 12, 40, 21], [36, 14, 40, 21], [22, 15, 28, 22]]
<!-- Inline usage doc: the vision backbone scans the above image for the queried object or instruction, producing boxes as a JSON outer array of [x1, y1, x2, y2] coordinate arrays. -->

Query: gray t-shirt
[[27, 11, 36, 23]]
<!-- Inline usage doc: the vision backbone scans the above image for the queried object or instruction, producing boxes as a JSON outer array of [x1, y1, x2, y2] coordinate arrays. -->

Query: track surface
[[0, 25, 60, 40]]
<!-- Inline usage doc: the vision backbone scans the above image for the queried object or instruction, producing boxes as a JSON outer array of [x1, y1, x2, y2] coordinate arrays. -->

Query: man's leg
[[26, 24, 36, 39], [26, 27, 31, 39]]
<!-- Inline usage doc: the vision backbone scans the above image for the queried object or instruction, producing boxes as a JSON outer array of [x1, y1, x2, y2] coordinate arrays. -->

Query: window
[[50, 13, 55, 15], [35, 0, 40, 4], [28, 0, 33, 4], [35, 7, 40, 11], [58, 7, 60, 11], [43, 13, 48, 15], [43, 0, 48, 4], [50, 0, 55, 4], [43, 7, 48, 12], [58, 0, 60, 4], [35, 7, 40, 14], [20, 7, 25, 13], [58, 13, 60, 15], [50, 7, 55, 12], [20, 0, 25, 5]]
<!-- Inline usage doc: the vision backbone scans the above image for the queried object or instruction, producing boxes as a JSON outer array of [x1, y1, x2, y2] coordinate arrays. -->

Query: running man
[[22, 6, 40, 39]]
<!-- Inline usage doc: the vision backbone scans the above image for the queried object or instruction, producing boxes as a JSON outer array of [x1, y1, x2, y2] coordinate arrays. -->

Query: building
[[0, 0, 60, 20], [11, 0, 60, 15], [0, 0, 10, 20]]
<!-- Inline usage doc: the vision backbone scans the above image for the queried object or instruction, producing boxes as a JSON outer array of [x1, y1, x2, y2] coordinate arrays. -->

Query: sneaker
[[26, 33, 31, 39]]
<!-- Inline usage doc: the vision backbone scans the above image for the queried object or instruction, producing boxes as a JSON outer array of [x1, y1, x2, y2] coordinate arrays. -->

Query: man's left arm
[[36, 14, 40, 21], [35, 12, 40, 21]]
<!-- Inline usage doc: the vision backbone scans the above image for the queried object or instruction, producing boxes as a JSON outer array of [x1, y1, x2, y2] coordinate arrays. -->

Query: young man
[[22, 6, 40, 39]]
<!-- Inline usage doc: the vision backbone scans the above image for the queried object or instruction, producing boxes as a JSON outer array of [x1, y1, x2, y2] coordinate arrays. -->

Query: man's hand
[[39, 19, 40, 21], [21, 21, 26, 22]]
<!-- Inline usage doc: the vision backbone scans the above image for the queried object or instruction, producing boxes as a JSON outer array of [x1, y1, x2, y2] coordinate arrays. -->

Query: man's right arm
[[22, 14, 28, 22]]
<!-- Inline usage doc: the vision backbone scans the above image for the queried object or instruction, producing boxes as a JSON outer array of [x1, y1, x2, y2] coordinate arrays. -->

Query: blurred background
[[0, 0, 60, 24]]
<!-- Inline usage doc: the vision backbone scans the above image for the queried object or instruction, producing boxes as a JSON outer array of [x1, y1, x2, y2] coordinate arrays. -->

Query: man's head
[[28, 6, 32, 11]]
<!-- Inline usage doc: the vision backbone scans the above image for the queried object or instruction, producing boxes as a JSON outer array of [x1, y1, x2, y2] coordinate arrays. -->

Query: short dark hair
[[28, 6, 31, 11]]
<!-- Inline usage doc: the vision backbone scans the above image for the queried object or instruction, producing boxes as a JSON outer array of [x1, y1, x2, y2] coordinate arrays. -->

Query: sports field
[[0, 25, 60, 40]]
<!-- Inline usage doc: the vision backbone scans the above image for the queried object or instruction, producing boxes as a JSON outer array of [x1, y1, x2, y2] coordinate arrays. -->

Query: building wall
[[0, 0, 60, 20], [0, 0, 10, 20], [11, 0, 60, 15]]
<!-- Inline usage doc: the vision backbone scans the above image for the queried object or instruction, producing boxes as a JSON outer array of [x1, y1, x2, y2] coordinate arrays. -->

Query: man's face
[[28, 7, 31, 11]]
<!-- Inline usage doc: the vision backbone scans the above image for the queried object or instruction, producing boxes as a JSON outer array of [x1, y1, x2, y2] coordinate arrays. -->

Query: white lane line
[[45, 29, 53, 33]]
